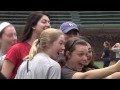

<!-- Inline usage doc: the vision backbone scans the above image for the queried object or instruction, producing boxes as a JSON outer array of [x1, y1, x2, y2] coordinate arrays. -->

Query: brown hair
[[64, 37, 88, 61], [20, 11, 50, 42], [78, 36, 99, 72], [104, 41, 111, 50]]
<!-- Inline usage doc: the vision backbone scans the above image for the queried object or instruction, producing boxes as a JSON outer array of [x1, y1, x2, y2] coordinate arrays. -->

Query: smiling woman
[[1, 11, 51, 79], [15, 28, 65, 79], [0, 22, 17, 70], [0, 22, 17, 56], [61, 37, 120, 79]]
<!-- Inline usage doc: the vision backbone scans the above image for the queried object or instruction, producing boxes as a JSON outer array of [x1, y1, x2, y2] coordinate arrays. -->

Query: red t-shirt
[[5, 42, 31, 79]]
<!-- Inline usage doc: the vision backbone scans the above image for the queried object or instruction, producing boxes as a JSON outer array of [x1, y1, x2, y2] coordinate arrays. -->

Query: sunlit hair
[[24, 28, 63, 60], [64, 37, 88, 61]]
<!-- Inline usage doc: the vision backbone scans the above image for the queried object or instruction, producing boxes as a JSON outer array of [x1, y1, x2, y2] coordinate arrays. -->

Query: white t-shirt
[[112, 48, 120, 58], [15, 53, 61, 79]]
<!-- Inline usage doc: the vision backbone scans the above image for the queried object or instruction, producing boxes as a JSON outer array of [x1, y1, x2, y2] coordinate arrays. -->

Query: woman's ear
[[32, 26, 36, 30], [66, 51, 72, 60], [66, 51, 70, 57]]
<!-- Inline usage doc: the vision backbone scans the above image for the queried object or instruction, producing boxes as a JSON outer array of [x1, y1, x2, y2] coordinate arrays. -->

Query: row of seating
[[0, 11, 120, 27]]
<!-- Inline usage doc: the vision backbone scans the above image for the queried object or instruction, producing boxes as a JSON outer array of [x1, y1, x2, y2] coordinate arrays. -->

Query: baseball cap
[[60, 21, 79, 34]]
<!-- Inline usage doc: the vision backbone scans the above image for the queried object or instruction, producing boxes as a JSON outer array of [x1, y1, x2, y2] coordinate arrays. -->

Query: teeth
[[59, 52, 64, 54], [58, 52, 64, 55], [81, 61, 86, 64]]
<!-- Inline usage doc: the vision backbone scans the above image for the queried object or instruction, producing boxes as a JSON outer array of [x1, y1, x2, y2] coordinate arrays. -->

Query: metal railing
[[0, 11, 120, 27]]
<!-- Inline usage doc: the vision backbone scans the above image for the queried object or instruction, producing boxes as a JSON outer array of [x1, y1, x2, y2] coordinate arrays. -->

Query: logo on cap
[[69, 23, 74, 27]]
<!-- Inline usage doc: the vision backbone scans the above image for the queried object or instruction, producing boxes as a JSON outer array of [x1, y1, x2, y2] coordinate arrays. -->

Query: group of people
[[0, 11, 120, 79]]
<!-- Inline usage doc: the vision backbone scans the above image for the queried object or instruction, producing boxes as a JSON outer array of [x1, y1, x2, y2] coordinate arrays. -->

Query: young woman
[[111, 43, 120, 63], [61, 37, 120, 79], [15, 28, 65, 79], [81, 38, 99, 72], [1, 11, 51, 79], [0, 22, 17, 70], [101, 41, 111, 68]]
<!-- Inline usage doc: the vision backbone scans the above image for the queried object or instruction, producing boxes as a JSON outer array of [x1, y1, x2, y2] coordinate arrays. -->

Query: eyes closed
[[41, 19, 50, 24]]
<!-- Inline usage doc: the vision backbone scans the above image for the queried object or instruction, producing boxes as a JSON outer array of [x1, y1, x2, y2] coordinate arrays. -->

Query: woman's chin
[[52, 56, 58, 61]]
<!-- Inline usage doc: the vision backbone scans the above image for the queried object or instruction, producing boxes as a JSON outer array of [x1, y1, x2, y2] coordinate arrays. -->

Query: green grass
[[95, 61, 115, 68]]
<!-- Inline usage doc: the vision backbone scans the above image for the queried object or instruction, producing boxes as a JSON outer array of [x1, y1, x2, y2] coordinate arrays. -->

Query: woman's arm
[[101, 52, 105, 59], [111, 48, 120, 52], [111, 43, 120, 52], [72, 60, 120, 79], [1, 59, 15, 79], [105, 72, 120, 79]]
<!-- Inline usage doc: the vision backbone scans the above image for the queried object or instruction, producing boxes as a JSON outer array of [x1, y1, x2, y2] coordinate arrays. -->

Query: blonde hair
[[24, 28, 63, 60], [115, 43, 120, 47]]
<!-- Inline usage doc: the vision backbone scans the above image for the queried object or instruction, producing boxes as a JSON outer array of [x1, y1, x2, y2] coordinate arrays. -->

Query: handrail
[[80, 18, 120, 19], [79, 14, 120, 17], [1, 14, 120, 17], [78, 11, 120, 13], [1, 11, 120, 26]]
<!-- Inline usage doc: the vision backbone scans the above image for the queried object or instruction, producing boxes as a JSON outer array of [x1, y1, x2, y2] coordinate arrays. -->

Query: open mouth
[[57, 52, 64, 58], [78, 63, 84, 69], [57, 52, 60, 56], [57, 52, 63, 56]]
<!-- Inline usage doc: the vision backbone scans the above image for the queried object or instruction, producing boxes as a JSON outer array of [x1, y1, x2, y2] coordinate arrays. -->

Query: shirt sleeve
[[5, 45, 20, 65], [61, 66, 77, 79], [47, 63, 61, 79]]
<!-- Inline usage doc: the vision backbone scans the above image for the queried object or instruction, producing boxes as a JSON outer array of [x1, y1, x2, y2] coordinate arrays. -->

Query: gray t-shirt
[[0, 51, 5, 56], [0, 51, 6, 70], [0, 55, 6, 70], [15, 53, 61, 79], [61, 66, 77, 79]]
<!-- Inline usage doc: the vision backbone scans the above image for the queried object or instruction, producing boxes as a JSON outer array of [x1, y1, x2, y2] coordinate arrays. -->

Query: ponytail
[[24, 39, 40, 60]]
